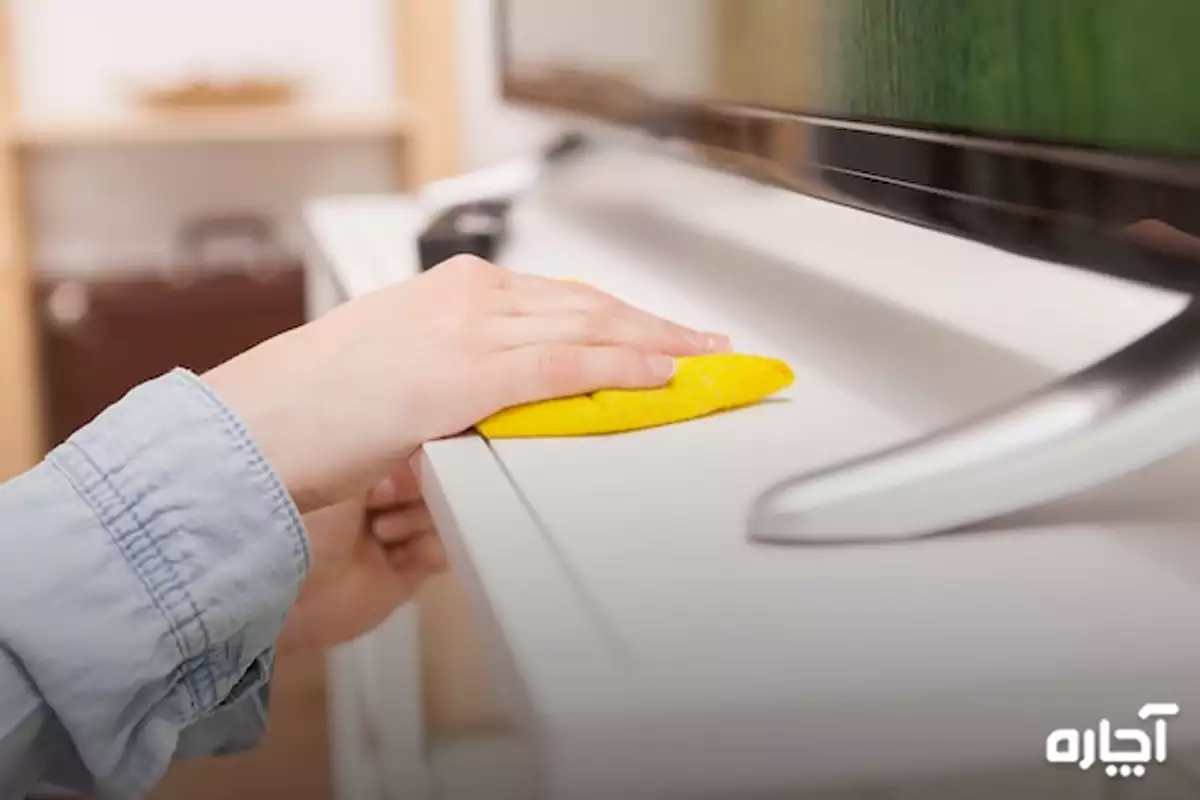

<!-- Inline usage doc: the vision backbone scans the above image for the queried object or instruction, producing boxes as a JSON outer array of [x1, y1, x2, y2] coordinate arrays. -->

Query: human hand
[[204, 255, 728, 513], [278, 461, 446, 653]]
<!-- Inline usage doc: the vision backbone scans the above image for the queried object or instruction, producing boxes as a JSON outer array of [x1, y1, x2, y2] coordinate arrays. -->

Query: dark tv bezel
[[494, 0, 1200, 294]]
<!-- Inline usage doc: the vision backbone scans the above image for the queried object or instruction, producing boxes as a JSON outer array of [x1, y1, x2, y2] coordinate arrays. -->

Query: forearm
[[0, 369, 310, 797]]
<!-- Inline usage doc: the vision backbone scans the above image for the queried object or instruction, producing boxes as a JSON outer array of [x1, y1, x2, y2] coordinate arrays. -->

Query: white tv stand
[[305, 147, 1200, 799]]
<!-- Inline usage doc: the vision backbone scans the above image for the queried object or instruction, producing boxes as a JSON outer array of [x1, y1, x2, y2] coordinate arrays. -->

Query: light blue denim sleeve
[[0, 368, 310, 799]]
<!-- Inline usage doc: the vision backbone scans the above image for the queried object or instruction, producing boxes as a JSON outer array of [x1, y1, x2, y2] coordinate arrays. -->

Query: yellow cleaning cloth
[[477, 353, 793, 439]]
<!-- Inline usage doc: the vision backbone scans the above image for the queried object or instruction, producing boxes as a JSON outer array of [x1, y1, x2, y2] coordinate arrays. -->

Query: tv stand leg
[[749, 301, 1200, 543]]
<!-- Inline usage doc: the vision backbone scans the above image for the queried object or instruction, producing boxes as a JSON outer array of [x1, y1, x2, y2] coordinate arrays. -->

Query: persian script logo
[[1046, 703, 1180, 779]]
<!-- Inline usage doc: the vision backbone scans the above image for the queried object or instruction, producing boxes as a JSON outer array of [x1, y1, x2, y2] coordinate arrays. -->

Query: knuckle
[[443, 254, 496, 280], [611, 349, 651, 385], [568, 281, 613, 310], [578, 312, 611, 343], [662, 322, 695, 348], [588, 290, 621, 315]]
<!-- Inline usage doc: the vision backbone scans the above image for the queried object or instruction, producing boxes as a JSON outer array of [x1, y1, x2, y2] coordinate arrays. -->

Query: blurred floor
[[150, 649, 333, 800]]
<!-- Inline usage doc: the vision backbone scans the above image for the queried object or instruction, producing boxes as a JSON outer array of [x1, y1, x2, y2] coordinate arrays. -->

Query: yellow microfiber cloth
[[477, 352, 794, 439]]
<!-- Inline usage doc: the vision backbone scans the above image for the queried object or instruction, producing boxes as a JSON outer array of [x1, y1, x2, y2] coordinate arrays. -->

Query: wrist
[[201, 324, 415, 515], [277, 608, 314, 657], [202, 338, 329, 514]]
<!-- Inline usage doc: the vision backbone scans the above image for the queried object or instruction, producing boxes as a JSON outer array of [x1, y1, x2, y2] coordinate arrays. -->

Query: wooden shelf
[[7, 106, 413, 148]]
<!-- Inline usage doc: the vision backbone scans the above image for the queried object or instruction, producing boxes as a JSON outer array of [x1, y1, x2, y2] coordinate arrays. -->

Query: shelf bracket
[[749, 300, 1200, 543]]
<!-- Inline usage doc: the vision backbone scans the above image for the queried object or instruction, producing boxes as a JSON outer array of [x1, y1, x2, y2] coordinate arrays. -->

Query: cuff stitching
[[184, 372, 310, 575], [49, 444, 213, 713], [169, 371, 310, 704], [47, 369, 311, 721]]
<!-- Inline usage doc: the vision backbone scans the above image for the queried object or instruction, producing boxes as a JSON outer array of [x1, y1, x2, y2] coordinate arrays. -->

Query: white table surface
[[306, 149, 1200, 799]]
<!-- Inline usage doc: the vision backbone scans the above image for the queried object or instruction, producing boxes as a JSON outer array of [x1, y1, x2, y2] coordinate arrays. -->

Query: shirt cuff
[[175, 652, 275, 760], [38, 368, 309, 795]]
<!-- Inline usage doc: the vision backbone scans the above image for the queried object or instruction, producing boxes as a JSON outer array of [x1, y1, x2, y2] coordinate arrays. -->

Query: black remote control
[[416, 133, 589, 271], [417, 199, 512, 272]]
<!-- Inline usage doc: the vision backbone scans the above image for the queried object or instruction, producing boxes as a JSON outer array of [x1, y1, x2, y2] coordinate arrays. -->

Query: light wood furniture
[[0, 0, 461, 481], [8, 108, 413, 148], [0, 0, 42, 481], [307, 147, 1200, 798], [397, 0, 462, 188]]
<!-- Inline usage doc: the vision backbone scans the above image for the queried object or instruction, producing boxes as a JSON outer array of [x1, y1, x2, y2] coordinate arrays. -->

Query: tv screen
[[498, 0, 1200, 292]]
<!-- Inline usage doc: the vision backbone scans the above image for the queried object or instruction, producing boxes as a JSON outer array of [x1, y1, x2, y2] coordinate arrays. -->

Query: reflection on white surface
[[767, 387, 1120, 511]]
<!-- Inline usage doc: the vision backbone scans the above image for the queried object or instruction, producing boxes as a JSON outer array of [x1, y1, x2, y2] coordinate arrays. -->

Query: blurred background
[[0, 1, 552, 797]]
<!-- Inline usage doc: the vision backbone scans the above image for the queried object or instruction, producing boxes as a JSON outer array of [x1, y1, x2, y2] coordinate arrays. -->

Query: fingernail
[[705, 333, 732, 352], [377, 476, 400, 505], [649, 355, 676, 381], [366, 477, 392, 508]]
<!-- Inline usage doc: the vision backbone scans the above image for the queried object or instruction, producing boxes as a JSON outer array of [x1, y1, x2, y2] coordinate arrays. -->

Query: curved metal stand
[[749, 301, 1200, 544]]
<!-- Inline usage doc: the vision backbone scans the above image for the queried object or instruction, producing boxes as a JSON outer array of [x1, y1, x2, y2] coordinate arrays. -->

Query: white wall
[[10, 0, 397, 121], [11, 0, 400, 274], [14, 0, 645, 274], [27, 143, 397, 273], [456, 0, 557, 170]]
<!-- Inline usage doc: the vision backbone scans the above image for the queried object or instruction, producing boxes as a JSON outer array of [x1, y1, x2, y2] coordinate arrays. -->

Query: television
[[497, 0, 1200, 294], [495, 1, 1200, 543]]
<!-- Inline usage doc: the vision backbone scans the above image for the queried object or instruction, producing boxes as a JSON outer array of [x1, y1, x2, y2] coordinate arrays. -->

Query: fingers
[[490, 344, 678, 409], [371, 503, 434, 544], [491, 312, 727, 358], [370, 500, 447, 578], [495, 274, 729, 357], [365, 464, 422, 511], [386, 532, 448, 574], [432, 253, 508, 287], [372, 534, 446, 614]]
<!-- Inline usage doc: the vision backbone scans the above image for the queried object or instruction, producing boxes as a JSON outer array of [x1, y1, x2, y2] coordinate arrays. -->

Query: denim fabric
[[0, 369, 310, 799]]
